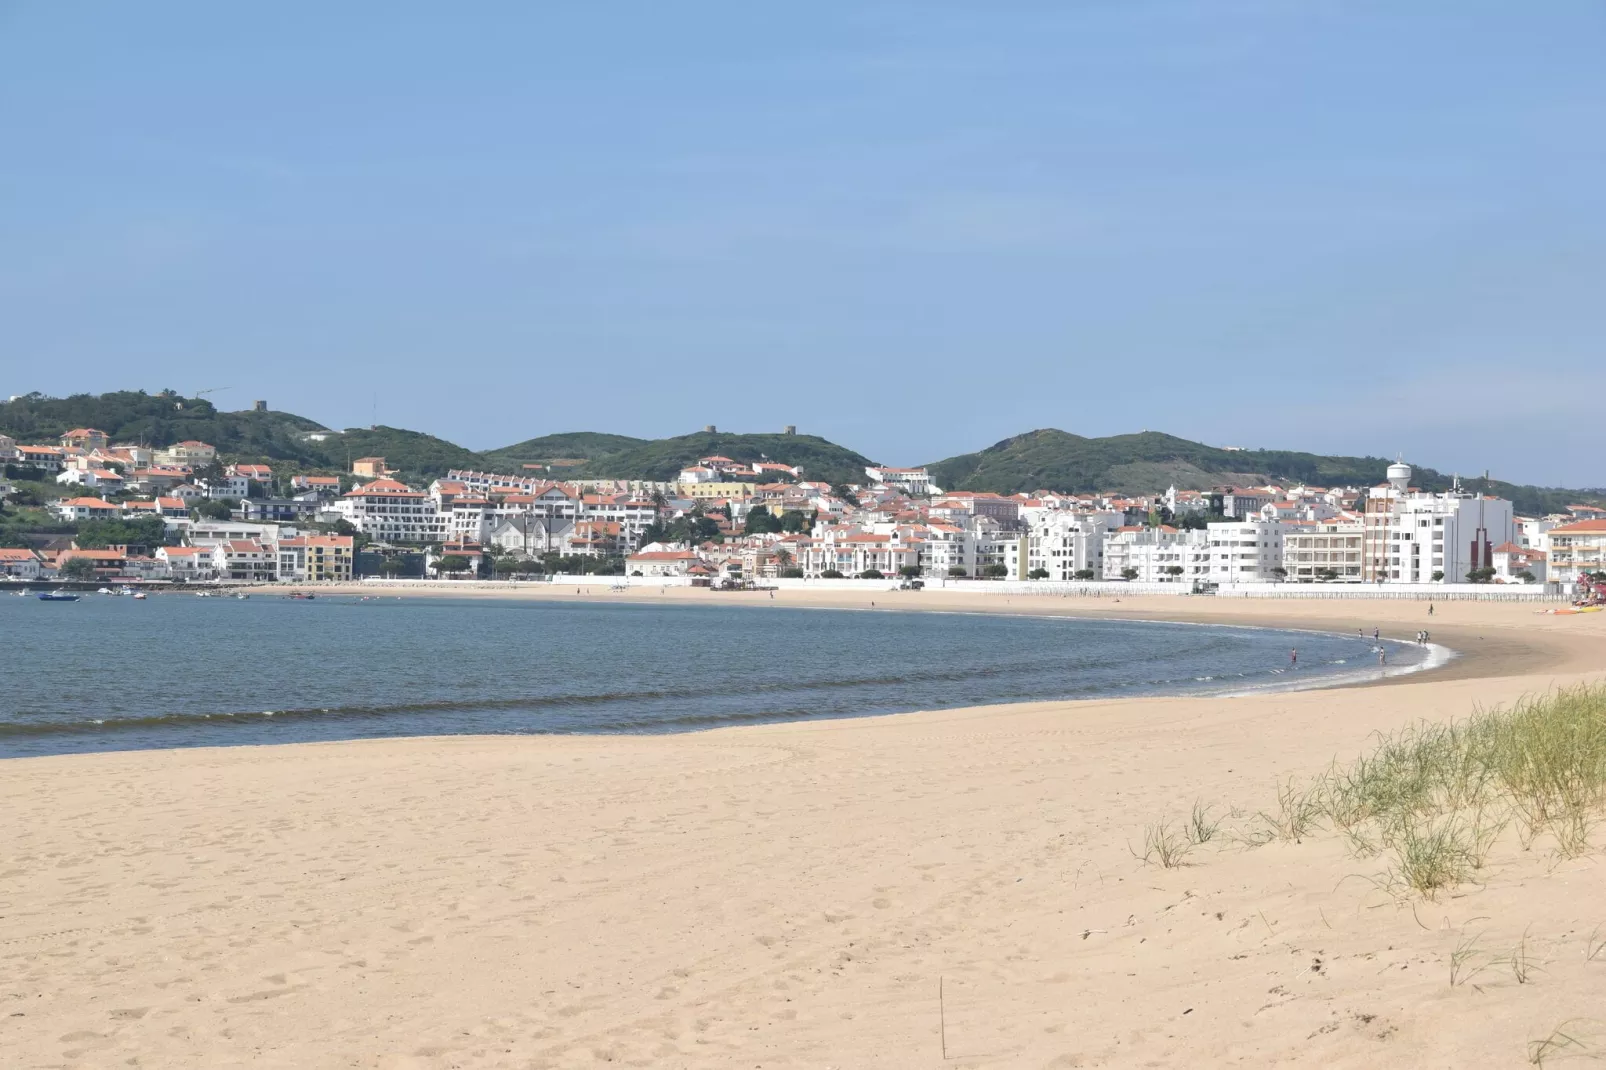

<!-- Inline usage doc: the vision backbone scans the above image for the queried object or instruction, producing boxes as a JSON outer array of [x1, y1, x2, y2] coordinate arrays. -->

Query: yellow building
[[677, 481, 752, 500], [352, 457, 388, 478], [279, 535, 355, 581]]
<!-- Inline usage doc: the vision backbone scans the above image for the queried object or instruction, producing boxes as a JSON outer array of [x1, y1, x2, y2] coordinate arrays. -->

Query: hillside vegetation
[[926, 429, 1597, 516], [564, 431, 874, 487], [4, 395, 1598, 511], [0, 393, 478, 482], [481, 432, 647, 470]]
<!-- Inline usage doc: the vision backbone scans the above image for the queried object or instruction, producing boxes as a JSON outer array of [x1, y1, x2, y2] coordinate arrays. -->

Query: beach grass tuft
[[1449, 931, 1495, 988], [1527, 1020, 1599, 1066], [1186, 800, 1222, 845], [1133, 819, 1195, 868], [1255, 684, 1606, 898]]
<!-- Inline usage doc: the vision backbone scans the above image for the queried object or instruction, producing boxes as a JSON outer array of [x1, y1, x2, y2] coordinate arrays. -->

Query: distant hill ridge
[[1, 392, 1597, 515]]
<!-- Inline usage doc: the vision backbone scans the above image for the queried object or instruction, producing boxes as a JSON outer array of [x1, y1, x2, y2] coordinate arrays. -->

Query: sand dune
[[4, 593, 1604, 1068]]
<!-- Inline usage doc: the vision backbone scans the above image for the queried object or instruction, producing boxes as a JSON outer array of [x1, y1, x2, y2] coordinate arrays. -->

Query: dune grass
[[1284, 684, 1606, 897], [1132, 819, 1195, 868]]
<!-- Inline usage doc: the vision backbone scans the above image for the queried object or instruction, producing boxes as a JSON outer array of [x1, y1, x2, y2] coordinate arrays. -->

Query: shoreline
[[2, 601, 1444, 761], [6, 597, 1604, 1066]]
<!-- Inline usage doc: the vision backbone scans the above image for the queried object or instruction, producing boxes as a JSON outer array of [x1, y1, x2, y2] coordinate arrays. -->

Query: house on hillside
[[59, 428, 109, 450], [0, 547, 42, 580]]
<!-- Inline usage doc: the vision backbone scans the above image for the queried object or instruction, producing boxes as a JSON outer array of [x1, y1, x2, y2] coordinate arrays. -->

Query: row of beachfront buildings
[[3, 430, 1604, 588], [623, 463, 1602, 588]]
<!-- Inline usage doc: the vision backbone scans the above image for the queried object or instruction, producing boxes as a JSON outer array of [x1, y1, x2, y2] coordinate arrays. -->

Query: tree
[[1466, 566, 1496, 584], [858, 568, 884, 580], [1270, 566, 1288, 580], [1073, 568, 1095, 580], [75, 514, 167, 549], [780, 509, 812, 534], [1431, 570, 1445, 582], [982, 564, 1009, 579], [898, 565, 922, 579], [192, 498, 235, 521], [1120, 567, 1139, 581], [774, 547, 794, 569], [1027, 568, 1050, 580], [821, 569, 844, 579], [1515, 569, 1536, 583], [1316, 567, 1339, 582], [1178, 511, 1226, 531], [435, 554, 471, 576], [60, 557, 98, 580], [947, 566, 968, 578], [1163, 566, 1184, 579], [744, 508, 782, 535], [832, 483, 857, 503], [779, 567, 804, 579]]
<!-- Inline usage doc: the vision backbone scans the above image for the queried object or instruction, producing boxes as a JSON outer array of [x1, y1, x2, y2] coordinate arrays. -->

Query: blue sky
[[2, 2, 1602, 486]]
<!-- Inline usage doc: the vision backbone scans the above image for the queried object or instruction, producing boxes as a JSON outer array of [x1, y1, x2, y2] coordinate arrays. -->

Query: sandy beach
[[5, 590, 1605, 1068]]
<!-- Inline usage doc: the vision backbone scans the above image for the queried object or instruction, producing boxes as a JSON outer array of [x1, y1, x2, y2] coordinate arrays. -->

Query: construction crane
[[172, 386, 229, 411]]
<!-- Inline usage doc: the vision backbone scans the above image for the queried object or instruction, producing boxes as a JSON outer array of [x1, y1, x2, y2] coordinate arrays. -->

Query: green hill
[[0, 392, 481, 482], [558, 431, 874, 487], [6, 394, 1597, 514], [926, 429, 1599, 516], [481, 432, 647, 470], [0, 390, 326, 457], [303, 426, 486, 481]]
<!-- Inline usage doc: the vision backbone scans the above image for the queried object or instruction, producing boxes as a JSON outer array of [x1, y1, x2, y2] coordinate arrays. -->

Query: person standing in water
[[1378, 648, 1387, 666], [1290, 648, 1298, 667]]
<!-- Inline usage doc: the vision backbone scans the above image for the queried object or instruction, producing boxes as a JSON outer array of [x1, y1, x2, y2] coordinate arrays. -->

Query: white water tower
[[1387, 461, 1412, 492]]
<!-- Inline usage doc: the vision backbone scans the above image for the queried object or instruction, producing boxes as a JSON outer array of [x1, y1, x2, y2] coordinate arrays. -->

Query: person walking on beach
[[1429, 602, 1434, 616]]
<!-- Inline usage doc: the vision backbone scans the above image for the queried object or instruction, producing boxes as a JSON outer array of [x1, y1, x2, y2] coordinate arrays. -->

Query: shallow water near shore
[[0, 594, 1431, 757]]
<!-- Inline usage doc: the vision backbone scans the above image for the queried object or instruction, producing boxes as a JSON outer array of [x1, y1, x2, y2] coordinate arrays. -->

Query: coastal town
[[3, 425, 1603, 594]]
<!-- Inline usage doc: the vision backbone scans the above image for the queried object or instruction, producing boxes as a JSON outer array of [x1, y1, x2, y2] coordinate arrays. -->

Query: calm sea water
[[0, 594, 1431, 758]]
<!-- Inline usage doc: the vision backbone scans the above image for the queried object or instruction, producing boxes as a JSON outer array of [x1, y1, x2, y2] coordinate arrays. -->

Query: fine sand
[[5, 590, 1605, 1068]]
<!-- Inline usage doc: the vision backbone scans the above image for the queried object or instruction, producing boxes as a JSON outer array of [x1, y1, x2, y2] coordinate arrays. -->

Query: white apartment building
[[1101, 526, 1211, 583], [1021, 511, 1119, 580], [864, 466, 939, 496], [1546, 520, 1606, 585], [1361, 464, 1515, 584], [157, 545, 216, 581], [919, 522, 976, 577], [188, 520, 293, 546], [1207, 519, 1287, 583], [796, 527, 920, 577], [332, 478, 449, 544], [1282, 515, 1364, 582], [1515, 516, 1558, 552]]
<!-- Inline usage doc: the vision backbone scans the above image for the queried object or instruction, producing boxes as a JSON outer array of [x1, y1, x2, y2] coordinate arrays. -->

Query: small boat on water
[[38, 592, 80, 602], [234, 592, 250, 600], [196, 591, 216, 598], [287, 592, 316, 600], [97, 587, 113, 595], [132, 591, 148, 600]]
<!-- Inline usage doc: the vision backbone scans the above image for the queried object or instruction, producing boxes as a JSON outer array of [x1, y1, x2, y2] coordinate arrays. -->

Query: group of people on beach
[[1414, 630, 1432, 645]]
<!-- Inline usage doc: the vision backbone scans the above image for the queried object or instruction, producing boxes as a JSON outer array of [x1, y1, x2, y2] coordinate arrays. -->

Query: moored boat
[[37, 592, 81, 602]]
